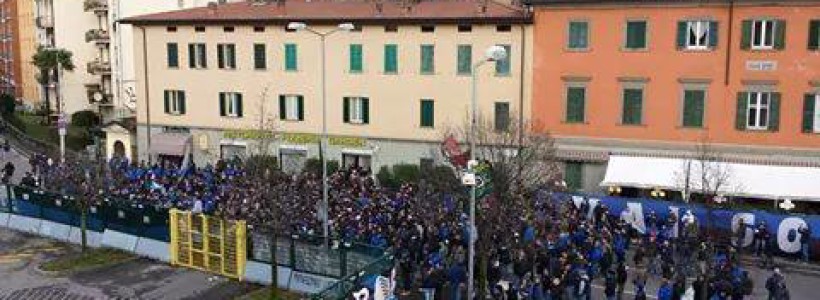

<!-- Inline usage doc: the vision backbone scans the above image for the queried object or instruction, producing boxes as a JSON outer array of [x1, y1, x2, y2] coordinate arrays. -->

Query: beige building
[[123, 0, 532, 171]]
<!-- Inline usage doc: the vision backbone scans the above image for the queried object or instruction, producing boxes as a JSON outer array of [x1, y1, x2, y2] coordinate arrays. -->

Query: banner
[[557, 193, 820, 259]]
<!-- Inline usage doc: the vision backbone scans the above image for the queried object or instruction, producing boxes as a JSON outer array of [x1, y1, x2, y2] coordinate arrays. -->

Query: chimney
[[478, 0, 488, 15], [207, 1, 218, 14], [375, 1, 384, 16]]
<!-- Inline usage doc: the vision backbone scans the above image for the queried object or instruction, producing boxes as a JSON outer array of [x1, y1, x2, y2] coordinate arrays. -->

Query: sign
[[745, 60, 777, 71], [57, 115, 67, 136], [441, 135, 469, 169], [473, 160, 494, 199], [223, 129, 275, 140], [281, 133, 366, 148]]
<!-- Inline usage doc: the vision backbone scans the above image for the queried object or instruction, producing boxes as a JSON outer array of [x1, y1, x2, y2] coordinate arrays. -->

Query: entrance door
[[113, 141, 126, 158], [342, 153, 372, 173]]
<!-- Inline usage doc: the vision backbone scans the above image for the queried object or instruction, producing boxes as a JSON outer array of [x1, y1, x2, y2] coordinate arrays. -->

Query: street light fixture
[[287, 21, 354, 248], [779, 199, 795, 211], [467, 45, 507, 300]]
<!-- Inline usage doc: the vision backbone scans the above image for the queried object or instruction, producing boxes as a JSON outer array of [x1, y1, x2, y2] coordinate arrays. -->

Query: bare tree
[[44, 156, 106, 252], [675, 137, 738, 204]]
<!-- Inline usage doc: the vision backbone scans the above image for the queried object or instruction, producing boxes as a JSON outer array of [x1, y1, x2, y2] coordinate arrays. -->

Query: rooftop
[[122, 0, 531, 25], [524, 0, 817, 6]]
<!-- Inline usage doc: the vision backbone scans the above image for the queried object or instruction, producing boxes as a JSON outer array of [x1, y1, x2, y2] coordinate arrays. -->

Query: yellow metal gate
[[169, 209, 247, 279]]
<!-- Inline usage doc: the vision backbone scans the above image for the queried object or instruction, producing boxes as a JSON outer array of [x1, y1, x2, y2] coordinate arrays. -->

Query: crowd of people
[[2, 151, 804, 300]]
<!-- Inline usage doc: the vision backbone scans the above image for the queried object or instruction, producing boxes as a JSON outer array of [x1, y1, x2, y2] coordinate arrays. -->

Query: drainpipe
[[724, 0, 734, 86], [140, 26, 152, 164], [517, 24, 526, 191]]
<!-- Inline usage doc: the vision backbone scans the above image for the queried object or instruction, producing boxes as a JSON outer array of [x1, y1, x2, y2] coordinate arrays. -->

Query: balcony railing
[[83, 0, 108, 13], [85, 29, 110, 43], [36, 15, 54, 28], [87, 60, 111, 75]]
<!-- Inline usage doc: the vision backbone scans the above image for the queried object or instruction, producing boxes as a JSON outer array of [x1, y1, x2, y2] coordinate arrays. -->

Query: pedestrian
[[798, 225, 811, 263], [693, 275, 706, 300], [765, 269, 789, 300], [633, 271, 647, 300], [658, 278, 673, 300], [605, 269, 617, 300], [735, 218, 747, 252], [616, 263, 628, 300], [2, 161, 14, 183]]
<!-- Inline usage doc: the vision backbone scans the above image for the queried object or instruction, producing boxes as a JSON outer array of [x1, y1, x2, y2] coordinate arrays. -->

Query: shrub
[[0, 94, 15, 116], [244, 154, 279, 177], [376, 166, 397, 189], [71, 110, 100, 127], [392, 164, 421, 184]]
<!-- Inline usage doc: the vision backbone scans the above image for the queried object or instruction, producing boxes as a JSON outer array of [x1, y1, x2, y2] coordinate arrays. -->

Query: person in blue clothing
[[633, 271, 648, 300], [604, 269, 617, 300], [447, 263, 465, 300], [657, 279, 673, 300]]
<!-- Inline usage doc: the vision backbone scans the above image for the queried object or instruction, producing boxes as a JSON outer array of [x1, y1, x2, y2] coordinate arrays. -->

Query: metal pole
[[467, 61, 481, 300], [320, 34, 329, 248]]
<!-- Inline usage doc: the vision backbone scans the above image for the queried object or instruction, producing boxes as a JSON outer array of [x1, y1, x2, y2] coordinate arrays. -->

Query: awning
[[601, 155, 820, 201], [150, 133, 192, 156]]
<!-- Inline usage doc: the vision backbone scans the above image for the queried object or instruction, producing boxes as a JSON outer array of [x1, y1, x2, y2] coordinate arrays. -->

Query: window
[[564, 161, 584, 191], [167, 26, 177, 32], [217, 43, 236, 69], [285, 26, 296, 33], [420, 45, 434, 74], [349, 44, 363, 73], [496, 25, 512, 32], [188, 43, 207, 68], [565, 86, 585, 123], [457, 44, 472, 75], [195, 26, 205, 32], [742, 19, 785, 50], [458, 25, 472, 32], [384, 25, 398, 32], [568, 21, 589, 50], [284, 43, 297, 71], [421, 25, 435, 33], [622, 88, 643, 125], [420, 99, 434, 128], [166, 43, 179, 68], [803, 93, 820, 133], [279, 94, 304, 121], [253, 44, 266, 70], [625, 20, 647, 50], [163, 90, 186, 115], [809, 20, 819, 50], [384, 44, 398, 74], [253, 26, 265, 32], [682, 89, 705, 128], [495, 44, 511, 76], [678, 20, 717, 50], [343, 97, 369, 124], [223, 26, 234, 32], [736, 91, 780, 131], [219, 92, 243, 118], [494, 102, 510, 131]]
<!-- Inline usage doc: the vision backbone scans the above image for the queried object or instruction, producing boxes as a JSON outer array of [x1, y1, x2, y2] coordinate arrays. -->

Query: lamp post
[[287, 22, 354, 247], [467, 45, 507, 300]]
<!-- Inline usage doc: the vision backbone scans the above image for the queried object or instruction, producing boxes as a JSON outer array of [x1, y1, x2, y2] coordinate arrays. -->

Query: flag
[[441, 135, 468, 169]]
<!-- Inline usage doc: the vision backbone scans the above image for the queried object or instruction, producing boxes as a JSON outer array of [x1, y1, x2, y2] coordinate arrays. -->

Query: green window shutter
[[809, 20, 820, 50], [164, 90, 170, 114], [254, 44, 266, 70], [188, 44, 195, 68], [219, 93, 226, 116], [457, 45, 472, 75], [768, 92, 780, 131], [420, 100, 434, 127], [740, 20, 752, 50], [682, 90, 705, 128], [228, 44, 236, 68], [622, 89, 643, 124], [349, 44, 363, 73], [343, 97, 350, 123], [774, 20, 787, 50], [198, 44, 207, 68], [676, 21, 687, 49], [278, 95, 286, 120], [384, 44, 398, 73], [420, 45, 434, 74], [236, 93, 243, 117], [568, 21, 588, 49], [297, 96, 304, 121], [167, 43, 178, 68], [362, 98, 370, 124], [626, 21, 647, 49], [735, 92, 748, 130], [179, 91, 186, 115], [566, 87, 585, 123], [803, 94, 816, 133], [285, 44, 297, 71], [217, 44, 225, 69], [495, 45, 511, 75], [494, 102, 510, 131], [564, 162, 584, 191], [708, 21, 719, 48]]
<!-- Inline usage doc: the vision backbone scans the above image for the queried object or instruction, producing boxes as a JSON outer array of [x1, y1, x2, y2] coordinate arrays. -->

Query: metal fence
[[310, 253, 395, 300]]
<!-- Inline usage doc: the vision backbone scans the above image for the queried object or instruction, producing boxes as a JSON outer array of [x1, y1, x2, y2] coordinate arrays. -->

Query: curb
[[35, 255, 139, 277]]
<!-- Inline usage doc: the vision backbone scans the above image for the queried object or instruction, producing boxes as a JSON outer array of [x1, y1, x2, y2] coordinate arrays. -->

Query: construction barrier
[[169, 209, 247, 280]]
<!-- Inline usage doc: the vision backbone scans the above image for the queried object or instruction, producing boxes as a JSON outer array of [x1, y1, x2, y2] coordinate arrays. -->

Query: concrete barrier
[[67, 227, 103, 248], [38, 220, 71, 242], [101, 229, 139, 252], [7, 214, 42, 234], [0, 212, 10, 227], [243, 261, 293, 289], [134, 238, 171, 263]]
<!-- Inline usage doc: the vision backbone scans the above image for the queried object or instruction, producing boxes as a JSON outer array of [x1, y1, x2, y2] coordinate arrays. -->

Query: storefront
[[150, 133, 192, 168]]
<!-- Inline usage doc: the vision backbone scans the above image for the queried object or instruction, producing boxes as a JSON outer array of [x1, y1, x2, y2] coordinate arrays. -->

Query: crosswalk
[[0, 285, 96, 300]]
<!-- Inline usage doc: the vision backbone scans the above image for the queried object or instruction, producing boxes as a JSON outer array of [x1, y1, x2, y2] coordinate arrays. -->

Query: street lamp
[[779, 199, 795, 212], [287, 21, 354, 248], [467, 45, 507, 300]]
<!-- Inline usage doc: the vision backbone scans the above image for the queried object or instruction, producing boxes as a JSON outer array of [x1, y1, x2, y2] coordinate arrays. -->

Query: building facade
[[528, 0, 820, 201], [123, 0, 532, 172], [0, 0, 18, 97]]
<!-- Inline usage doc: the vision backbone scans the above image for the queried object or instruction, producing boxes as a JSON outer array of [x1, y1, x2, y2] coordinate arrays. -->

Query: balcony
[[83, 0, 108, 13], [36, 15, 54, 28], [85, 29, 110, 44], [85, 83, 113, 106], [87, 60, 111, 75]]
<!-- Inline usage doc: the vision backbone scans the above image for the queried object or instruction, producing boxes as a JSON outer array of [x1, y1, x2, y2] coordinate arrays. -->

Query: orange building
[[528, 0, 820, 201]]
